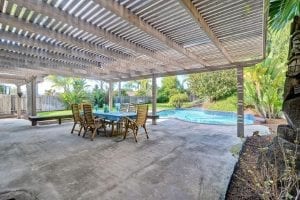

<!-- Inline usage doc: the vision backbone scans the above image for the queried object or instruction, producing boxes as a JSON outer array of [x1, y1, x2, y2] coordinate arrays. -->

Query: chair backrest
[[120, 103, 128, 112], [82, 104, 94, 125], [128, 103, 137, 112], [135, 104, 148, 126], [71, 104, 81, 122]]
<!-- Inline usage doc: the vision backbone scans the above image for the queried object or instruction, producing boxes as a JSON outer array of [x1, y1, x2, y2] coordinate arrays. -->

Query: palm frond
[[269, 0, 300, 30]]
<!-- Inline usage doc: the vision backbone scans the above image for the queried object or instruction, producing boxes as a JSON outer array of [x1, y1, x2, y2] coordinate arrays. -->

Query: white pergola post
[[237, 67, 244, 137], [108, 81, 113, 111], [152, 74, 157, 125], [16, 85, 22, 119], [26, 76, 37, 120], [118, 81, 121, 103]]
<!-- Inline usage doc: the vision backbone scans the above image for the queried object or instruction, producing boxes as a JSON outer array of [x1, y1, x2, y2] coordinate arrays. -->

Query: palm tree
[[46, 75, 73, 93]]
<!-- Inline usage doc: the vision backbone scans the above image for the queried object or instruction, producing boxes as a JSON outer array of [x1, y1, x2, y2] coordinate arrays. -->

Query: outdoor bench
[[147, 114, 159, 125], [146, 114, 159, 120], [28, 115, 73, 126]]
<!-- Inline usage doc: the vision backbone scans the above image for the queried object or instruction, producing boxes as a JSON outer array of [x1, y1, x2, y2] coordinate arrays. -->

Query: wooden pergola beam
[[0, 78, 26, 85], [94, 0, 210, 67], [0, 31, 109, 65], [0, 43, 102, 71], [0, 70, 34, 85], [0, 45, 160, 76], [114, 58, 264, 82], [0, 73, 27, 81], [0, 67, 45, 78], [0, 48, 104, 77], [9, 0, 185, 69], [0, 13, 127, 61], [0, 31, 166, 74], [0, 54, 104, 78], [0, 54, 157, 81], [179, 0, 234, 64]]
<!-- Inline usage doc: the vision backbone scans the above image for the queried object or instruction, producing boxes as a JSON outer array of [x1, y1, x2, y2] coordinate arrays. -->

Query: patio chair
[[71, 104, 85, 136], [128, 103, 136, 112], [82, 104, 107, 141], [123, 104, 149, 142]]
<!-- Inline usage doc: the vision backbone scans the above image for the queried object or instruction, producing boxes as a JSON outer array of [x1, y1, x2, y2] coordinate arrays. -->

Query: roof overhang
[[0, 0, 267, 82]]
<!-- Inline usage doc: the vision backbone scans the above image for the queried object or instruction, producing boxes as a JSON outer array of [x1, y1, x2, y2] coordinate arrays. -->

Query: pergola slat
[[0, 0, 266, 81], [94, 0, 210, 67], [9, 0, 185, 69]]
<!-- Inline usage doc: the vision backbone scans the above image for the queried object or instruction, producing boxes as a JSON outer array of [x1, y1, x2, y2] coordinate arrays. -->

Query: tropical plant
[[188, 69, 237, 102], [169, 93, 189, 108], [0, 85, 10, 94], [47, 75, 73, 93], [0, 85, 5, 94], [59, 79, 89, 109], [91, 84, 106, 108], [136, 79, 151, 96], [44, 89, 56, 96], [269, 0, 300, 31], [245, 59, 285, 119], [158, 76, 183, 103], [47, 76, 90, 109]]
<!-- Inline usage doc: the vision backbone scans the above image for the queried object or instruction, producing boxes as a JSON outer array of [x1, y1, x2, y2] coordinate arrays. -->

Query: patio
[[0, 118, 269, 200]]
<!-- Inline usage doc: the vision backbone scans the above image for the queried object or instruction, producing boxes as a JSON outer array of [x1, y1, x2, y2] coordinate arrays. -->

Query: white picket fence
[[114, 96, 152, 104], [0, 95, 11, 114], [0, 94, 64, 114]]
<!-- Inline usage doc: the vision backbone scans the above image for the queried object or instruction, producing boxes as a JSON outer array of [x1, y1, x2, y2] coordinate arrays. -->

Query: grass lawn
[[37, 110, 72, 117], [147, 102, 194, 111], [202, 95, 237, 112], [37, 102, 198, 117], [37, 103, 178, 117]]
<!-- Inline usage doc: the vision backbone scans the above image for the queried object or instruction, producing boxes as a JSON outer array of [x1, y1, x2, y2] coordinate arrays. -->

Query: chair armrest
[[124, 116, 135, 123], [94, 117, 106, 124]]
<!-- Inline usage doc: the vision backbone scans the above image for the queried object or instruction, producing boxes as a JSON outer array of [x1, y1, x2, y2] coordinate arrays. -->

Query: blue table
[[93, 111, 136, 121], [93, 111, 136, 136]]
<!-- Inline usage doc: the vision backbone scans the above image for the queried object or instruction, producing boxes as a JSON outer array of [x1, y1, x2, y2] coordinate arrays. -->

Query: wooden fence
[[0, 94, 65, 114], [114, 96, 152, 104], [0, 95, 11, 114], [0, 95, 151, 114]]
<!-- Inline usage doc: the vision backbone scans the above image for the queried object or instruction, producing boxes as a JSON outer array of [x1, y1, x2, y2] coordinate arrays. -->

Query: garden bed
[[226, 135, 274, 199]]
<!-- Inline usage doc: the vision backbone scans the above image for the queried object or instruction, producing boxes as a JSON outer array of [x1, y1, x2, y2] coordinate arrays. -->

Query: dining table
[[93, 111, 137, 136]]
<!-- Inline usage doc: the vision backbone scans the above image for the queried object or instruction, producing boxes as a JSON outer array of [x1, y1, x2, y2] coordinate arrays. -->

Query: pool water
[[158, 109, 254, 125]]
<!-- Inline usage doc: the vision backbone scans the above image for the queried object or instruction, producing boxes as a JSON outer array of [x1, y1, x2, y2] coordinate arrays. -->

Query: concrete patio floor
[[0, 118, 270, 200]]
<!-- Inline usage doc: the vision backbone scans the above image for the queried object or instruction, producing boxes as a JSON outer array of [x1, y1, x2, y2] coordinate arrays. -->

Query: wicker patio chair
[[82, 104, 107, 141], [71, 104, 85, 136], [123, 104, 149, 142]]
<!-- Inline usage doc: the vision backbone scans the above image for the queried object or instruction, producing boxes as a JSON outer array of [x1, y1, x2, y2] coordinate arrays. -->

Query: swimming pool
[[158, 109, 254, 125]]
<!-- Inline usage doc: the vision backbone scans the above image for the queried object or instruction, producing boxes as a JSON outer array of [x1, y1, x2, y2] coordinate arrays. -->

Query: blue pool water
[[158, 109, 254, 125]]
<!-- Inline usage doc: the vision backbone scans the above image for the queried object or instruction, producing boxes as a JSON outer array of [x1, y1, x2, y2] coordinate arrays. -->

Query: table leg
[[111, 121, 114, 137], [117, 122, 121, 134]]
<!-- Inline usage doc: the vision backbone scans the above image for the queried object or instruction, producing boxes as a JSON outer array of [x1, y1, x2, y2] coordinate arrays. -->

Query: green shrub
[[169, 93, 189, 108], [188, 69, 237, 102]]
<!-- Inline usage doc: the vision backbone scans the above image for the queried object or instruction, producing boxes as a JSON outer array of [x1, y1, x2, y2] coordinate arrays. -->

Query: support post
[[237, 67, 244, 137], [118, 81, 121, 103], [152, 74, 157, 125], [26, 76, 37, 121], [16, 85, 21, 119], [108, 81, 113, 111]]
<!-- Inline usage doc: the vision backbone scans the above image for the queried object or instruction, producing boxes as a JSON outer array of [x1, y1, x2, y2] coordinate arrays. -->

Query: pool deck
[[0, 118, 270, 200]]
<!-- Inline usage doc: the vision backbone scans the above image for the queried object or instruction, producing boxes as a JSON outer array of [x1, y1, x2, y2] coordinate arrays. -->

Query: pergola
[[0, 0, 267, 137]]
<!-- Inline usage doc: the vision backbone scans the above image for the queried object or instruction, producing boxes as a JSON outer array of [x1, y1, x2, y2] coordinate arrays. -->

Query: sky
[[5, 75, 187, 95]]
